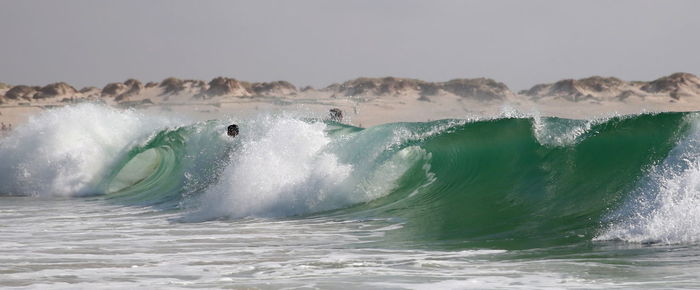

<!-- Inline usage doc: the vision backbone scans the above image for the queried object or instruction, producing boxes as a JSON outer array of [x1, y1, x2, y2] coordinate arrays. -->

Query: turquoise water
[[1, 104, 700, 288]]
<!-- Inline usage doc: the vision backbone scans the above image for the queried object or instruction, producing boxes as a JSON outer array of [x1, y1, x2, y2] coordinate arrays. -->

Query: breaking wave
[[1, 104, 699, 248]]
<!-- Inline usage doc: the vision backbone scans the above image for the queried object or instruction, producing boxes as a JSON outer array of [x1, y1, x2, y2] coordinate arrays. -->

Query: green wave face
[[100, 120, 231, 207], [97, 113, 694, 250], [365, 113, 691, 249]]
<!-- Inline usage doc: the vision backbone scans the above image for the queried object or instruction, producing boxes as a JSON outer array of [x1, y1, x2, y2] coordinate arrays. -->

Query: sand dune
[[1, 73, 700, 130]]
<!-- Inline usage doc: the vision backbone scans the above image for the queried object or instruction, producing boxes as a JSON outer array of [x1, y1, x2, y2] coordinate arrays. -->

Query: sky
[[1, 0, 698, 91]]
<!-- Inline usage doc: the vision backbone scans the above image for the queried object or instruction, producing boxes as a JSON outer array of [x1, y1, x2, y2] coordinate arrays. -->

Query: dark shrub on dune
[[160, 77, 186, 95], [34, 82, 78, 99], [5, 85, 39, 100]]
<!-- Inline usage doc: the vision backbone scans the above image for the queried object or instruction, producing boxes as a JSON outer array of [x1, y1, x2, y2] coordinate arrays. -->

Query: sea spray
[[193, 117, 353, 219], [190, 116, 438, 220], [0, 104, 177, 196], [596, 113, 700, 244], [532, 117, 595, 146]]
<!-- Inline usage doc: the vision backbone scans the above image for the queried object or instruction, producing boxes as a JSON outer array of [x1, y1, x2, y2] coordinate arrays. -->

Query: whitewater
[[2, 103, 700, 289]]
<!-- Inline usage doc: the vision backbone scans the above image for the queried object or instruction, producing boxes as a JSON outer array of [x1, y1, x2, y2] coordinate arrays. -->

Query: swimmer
[[227, 124, 239, 137], [329, 108, 343, 122]]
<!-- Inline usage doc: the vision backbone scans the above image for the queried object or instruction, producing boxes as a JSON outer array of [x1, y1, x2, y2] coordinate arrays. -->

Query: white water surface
[[1, 197, 700, 289]]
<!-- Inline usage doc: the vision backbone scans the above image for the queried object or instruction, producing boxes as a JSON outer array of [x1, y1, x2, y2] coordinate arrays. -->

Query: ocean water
[[2, 104, 700, 289]]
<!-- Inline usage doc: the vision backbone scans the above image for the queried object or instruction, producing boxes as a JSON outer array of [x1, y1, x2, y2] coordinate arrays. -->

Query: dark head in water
[[227, 124, 239, 137], [329, 108, 343, 122]]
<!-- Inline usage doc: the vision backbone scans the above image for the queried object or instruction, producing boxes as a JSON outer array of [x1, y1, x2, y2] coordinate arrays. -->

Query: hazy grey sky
[[1, 0, 698, 90]]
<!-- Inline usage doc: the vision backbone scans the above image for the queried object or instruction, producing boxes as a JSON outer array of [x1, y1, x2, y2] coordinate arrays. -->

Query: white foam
[[0, 104, 176, 196], [194, 116, 353, 219], [532, 117, 596, 146], [596, 114, 700, 244], [192, 115, 433, 219]]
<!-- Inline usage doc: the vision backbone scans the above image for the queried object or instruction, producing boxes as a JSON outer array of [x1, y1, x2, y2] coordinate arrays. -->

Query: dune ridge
[[1, 73, 699, 128]]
